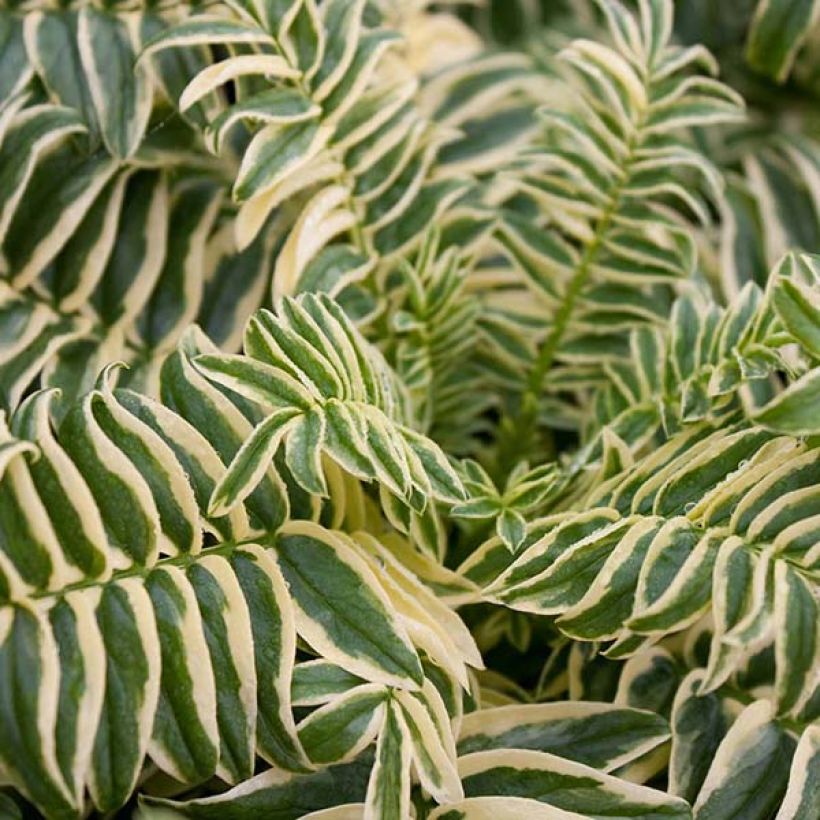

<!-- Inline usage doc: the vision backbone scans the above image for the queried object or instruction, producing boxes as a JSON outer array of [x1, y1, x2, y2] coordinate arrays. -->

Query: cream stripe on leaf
[[668, 670, 730, 805], [229, 544, 308, 772], [350, 538, 475, 688], [207, 407, 300, 517], [91, 170, 169, 330], [349, 115, 426, 202], [395, 687, 463, 804], [0, 433, 73, 593], [179, 54, 301, 112], [493, 517, 636, 614], [422, 657, 464, 735], [204, 88, 320, 155], [89, 579, 161, 814], [139, 16, 276, 60], [58, 391, 161, 567], [0, 410, 96, 596], [284, 405, 328, 496], [198, 220, 279, 356], [92, 377, 201, 557], [135, 7, 215, 131], [0, 603, 75, 819], [354, 532, 482, 670], [1, 12, 33, 107], [555, 518, 662, 641], [23, 9, 99, 148], [722, 544, 776, 650], [77, 7, 152, 160], [428, 795, 590, 820], [186, 554, 257, 785], [364, 699, 411, 820], [134, 179, 223, 354], [251, 301, 350, 401], [234, 120, 332, 203], [292, 659, 367, 707], [0, 415, 37, 482], [320, 29, 401, 124], [112, 389, 252, 543], [191, 354, 314, 414], [47, 170, 131, 315], [278, 0, 325, 80], [693, 700, 797, 820], [297, 683, 387, 765], [484, 509, 621, 595], [141, 758, 373, 817], [160, 328, 290, 534], [627, 530, 720, 636], [8, 318, 94, 419], [457, 701, 670, 773], [275, 521, 424, 689], [271, 184, 357, 301], [457, 748, 690, 818], [773, 561, 819, 717], [753, 367, 820, 435], [372, 177, 470, 258], [0, 92, 29, 152], [0, 104, 87, 242], [312, 0, 366, 101], [47, 591, 106, 810], [145, 565, 219, 784], [614, 646, 681, 718], [771, 261, 820, 358], [775, 724, 820, 820], [234, 157, 346, 252], [3, 148, 118, 291], [699, 537, 757, 693], [746, 0, 820, 82], [278, 296, 356, 400]]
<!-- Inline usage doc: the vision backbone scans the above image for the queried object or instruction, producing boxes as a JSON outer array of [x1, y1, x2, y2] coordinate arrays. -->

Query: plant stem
[[496, 127, 642, 478]]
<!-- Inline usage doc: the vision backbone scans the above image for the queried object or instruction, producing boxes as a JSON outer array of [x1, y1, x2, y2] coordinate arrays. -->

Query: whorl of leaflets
[[582, 251, 820, 460], [195, 291, 465, 516]]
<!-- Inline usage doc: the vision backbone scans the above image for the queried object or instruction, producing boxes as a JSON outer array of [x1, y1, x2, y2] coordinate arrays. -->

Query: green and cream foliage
[[137, 0, 536, 291], [745, 0, 820, 84], [0, 0, 273, 412], [718, 130, 819, 299], [1, 0, 819, 819], [0, 303, 479, 818], [485, 0, 748, 461], [583, 251, 820, 452], [661, 0, 820, 303], [0, 0, 530, 417]]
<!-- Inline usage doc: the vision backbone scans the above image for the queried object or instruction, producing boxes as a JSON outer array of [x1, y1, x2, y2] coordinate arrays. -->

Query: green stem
[[25, 536, 263, 603], [496, 124, 643, 478]]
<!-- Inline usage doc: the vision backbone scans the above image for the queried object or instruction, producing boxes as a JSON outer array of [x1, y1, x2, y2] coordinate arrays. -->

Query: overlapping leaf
[[195, 292, 464, 516]]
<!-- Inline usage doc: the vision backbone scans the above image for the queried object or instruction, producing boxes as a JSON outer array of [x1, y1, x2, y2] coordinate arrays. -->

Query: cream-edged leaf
[[179, 54, 300, 112], [275, 521, 424, 689]]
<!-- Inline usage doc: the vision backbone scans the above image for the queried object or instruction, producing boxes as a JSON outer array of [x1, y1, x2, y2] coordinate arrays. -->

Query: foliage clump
[[0, 0, 818, 818]]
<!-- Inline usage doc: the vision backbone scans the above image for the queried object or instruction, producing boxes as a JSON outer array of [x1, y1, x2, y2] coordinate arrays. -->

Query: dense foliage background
[[0, 0, 818, 818]]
